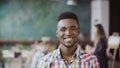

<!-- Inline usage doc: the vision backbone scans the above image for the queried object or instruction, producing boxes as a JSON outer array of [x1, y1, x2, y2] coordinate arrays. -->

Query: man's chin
[[63, 43, 75, 48]]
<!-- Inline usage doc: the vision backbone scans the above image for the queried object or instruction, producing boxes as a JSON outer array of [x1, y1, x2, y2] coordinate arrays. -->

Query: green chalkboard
[[0, 0, 90, 40]]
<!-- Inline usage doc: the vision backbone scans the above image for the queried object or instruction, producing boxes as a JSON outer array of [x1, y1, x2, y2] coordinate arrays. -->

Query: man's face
[[56, 19, 80, 48]]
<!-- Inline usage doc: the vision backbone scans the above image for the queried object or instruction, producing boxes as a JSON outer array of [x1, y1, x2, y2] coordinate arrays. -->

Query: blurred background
[[0, 0, 119, 68]]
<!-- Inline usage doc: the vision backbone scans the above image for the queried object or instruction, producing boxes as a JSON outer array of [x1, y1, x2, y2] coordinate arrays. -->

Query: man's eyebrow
[[60, 25, 77, 28], [70, 25, 77, 28], [60, 26, 66, 29]]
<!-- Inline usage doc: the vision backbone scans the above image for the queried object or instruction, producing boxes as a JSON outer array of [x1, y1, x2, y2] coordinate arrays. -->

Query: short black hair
[[57, 12, 79, 28], [57, 12, 79, 23]]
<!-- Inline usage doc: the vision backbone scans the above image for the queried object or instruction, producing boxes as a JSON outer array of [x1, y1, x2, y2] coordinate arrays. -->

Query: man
[[37, 12, 99, 68]]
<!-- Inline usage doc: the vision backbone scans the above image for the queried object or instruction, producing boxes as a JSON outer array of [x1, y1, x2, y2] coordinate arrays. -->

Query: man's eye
[[60, 28, 66, 31], [71, 27, 77, 30]]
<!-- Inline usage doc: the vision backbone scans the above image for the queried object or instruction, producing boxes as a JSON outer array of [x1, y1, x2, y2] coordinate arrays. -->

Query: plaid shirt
[[30, 51, 45, 68], [37, 44, 99, 68]]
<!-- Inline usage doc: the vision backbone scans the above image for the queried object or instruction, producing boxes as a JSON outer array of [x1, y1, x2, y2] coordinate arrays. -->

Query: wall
[[0, 0, 90, 40]]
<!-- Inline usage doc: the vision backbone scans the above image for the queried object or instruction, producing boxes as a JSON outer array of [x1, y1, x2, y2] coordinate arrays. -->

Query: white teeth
[[65, 38, 72, 41]]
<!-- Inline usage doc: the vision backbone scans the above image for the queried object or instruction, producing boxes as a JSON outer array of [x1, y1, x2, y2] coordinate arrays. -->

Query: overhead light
[[67, 0, 77, 6]]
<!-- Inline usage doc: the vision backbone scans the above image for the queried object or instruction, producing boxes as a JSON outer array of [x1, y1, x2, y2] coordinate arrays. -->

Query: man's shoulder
[[41, 49, 58, 63], [80, 50, 97, 62]]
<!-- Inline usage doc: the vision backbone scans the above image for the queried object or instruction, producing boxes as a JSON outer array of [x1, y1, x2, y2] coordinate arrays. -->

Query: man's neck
[[60, 44, 77, 63]]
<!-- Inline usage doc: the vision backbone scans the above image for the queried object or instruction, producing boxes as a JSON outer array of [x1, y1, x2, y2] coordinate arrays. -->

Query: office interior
[[0, 0, 119, 68]]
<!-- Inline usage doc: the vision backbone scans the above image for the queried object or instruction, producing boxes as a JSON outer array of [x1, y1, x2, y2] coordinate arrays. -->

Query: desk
[[2, 50, 30, 68]]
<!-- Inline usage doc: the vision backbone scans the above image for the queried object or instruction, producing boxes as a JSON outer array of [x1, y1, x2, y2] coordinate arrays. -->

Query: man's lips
[[64, 37, 73, 42]]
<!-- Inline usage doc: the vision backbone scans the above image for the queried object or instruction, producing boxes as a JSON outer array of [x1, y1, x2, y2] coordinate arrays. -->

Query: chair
[[107, 32, 120, 68], [0, 59, 4, 68]]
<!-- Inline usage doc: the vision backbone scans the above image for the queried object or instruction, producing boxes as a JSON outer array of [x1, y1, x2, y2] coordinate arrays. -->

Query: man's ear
[[56, 30, 59, 37]]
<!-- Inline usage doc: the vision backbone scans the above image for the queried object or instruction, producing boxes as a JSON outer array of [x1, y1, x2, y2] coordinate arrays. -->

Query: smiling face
[[56, 19, 80, 48]]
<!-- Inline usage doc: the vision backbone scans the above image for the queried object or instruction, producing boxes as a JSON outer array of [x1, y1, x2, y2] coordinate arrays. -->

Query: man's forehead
[[57, 19, 78, 28]]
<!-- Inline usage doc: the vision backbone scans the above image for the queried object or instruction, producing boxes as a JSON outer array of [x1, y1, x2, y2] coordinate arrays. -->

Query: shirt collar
[[56, 43, 81, 61]]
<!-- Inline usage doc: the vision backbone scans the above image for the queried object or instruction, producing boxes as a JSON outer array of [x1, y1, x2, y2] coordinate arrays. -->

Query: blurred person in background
[[37, 12, 99, 68], [94, 24, 108, 68], [25, 37, 51, 68], [85, 42, 95, 54]]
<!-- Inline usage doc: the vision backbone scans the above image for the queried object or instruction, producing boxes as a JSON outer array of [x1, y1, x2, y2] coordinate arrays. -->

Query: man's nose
[[65, 30, 71, 35]]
